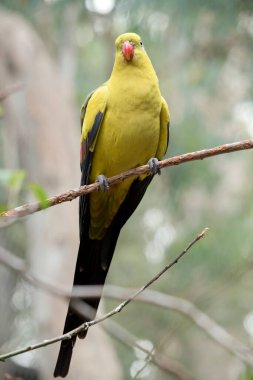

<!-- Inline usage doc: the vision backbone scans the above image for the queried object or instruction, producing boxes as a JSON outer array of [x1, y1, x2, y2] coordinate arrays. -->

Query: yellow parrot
[[54, 32, 170, 377]]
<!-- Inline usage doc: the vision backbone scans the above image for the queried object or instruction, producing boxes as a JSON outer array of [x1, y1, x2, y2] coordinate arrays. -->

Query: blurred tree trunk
[[0, 7, 122, 380]]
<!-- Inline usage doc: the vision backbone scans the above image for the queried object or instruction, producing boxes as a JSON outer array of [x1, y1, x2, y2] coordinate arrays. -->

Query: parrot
[[54, 32, 170, 378]]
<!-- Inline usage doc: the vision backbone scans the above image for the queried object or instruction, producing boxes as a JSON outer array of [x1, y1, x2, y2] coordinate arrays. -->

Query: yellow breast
[[89, 69, 162, 240]]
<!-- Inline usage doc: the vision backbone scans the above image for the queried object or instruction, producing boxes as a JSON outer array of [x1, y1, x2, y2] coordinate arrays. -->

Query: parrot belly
[[89, 115, 160, 239], [88, 87, 161, 240]]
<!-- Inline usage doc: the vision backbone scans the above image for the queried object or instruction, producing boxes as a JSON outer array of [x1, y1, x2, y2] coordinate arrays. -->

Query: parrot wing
[[156, 96, 170, 159], [53, 85, 108, 378], [79, 84, 108, 239]]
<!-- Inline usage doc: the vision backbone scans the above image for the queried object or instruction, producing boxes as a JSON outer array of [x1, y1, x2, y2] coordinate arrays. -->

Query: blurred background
[[1, 0, 253, 379]]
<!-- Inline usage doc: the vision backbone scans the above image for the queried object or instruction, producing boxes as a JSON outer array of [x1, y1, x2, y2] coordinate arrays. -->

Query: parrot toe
[[96, 174, 110, 191], [148, 157, 161, 175]]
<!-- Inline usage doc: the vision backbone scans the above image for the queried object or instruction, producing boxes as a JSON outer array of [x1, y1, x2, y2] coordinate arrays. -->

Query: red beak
[[122, 41, 134, 61]]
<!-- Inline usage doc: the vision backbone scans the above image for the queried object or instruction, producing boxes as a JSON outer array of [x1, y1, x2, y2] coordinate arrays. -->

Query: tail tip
[[54, 341, 73, 378]]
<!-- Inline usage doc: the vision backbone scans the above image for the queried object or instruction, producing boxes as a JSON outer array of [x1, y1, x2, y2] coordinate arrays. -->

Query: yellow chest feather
[[89, 71, 163, 239]]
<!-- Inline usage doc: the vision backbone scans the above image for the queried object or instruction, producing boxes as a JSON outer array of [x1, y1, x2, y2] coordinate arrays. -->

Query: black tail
[[53, 231, 118, 378], [54, 175, 153, 377]]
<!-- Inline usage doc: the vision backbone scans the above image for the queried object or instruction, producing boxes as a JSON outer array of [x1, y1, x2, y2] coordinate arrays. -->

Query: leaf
[[28, 182, 50, 210], [0, 203, 7, 213]]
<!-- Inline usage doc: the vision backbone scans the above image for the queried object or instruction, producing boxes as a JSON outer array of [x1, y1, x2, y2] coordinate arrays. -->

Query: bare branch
[[1, 139, 253, 218], [84, 228, 208, 325], [0, 246, 71, 299], [72, 300, 195, 380], [1, 229, 253, 368], [132, 291, 253, 366], [0, 228, 204, 364]]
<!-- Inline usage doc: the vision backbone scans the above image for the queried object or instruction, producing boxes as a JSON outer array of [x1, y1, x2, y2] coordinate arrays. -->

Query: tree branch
[[0, 228, 205, 363], [0, 245, 67, 298], [1, 139, 253, 218], [1, 229, 253, 368], [84, 228, 208, 325], [72, 287, 253, 367], [70, 300, 195, 380], [72, 300, 195, 380]]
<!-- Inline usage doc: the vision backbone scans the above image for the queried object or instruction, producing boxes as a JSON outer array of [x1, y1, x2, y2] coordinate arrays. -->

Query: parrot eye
[[140, 41, 143, 46]]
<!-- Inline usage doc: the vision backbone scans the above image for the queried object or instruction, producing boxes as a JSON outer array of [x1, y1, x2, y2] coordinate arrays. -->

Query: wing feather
[[79, 85, 108, 239], [156, 96, 170, 159]]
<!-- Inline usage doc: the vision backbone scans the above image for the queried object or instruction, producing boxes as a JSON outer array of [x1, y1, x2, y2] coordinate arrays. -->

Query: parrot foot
[[148, 157, 161, 175], [96, 174, 110, 191]]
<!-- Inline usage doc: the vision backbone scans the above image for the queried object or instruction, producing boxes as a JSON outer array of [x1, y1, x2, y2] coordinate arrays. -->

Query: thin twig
[[105, 319, 194, 380], [70, 287, 253, 367], [1, 139, 253, 218], [0, 246, 68, 299], [1, 232, 253, 367], [73, 300, 195, 380], [86, 228, 208, 323], [71, 300, 195, 380], [0, 228, 205, 363]]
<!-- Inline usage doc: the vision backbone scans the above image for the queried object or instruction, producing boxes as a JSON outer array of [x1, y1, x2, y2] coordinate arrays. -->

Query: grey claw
[[96, 174, 110, 191], [148, 158, 161, 175]]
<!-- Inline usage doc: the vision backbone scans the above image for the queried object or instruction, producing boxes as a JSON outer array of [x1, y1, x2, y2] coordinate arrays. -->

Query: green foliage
[[0, 169, 48, 211], [28, 182, 49, 209]]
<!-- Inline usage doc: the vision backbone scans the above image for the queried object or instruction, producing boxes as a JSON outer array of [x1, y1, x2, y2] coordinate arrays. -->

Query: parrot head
[[115, 33, 144, 63]]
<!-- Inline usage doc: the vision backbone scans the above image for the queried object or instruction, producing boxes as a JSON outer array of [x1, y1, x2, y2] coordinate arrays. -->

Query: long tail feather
[[54, 233, 116, 378], [54, 176, 152, 377]]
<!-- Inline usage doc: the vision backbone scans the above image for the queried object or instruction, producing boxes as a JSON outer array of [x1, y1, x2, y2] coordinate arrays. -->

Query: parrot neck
[[110, 53, 158, 84]]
